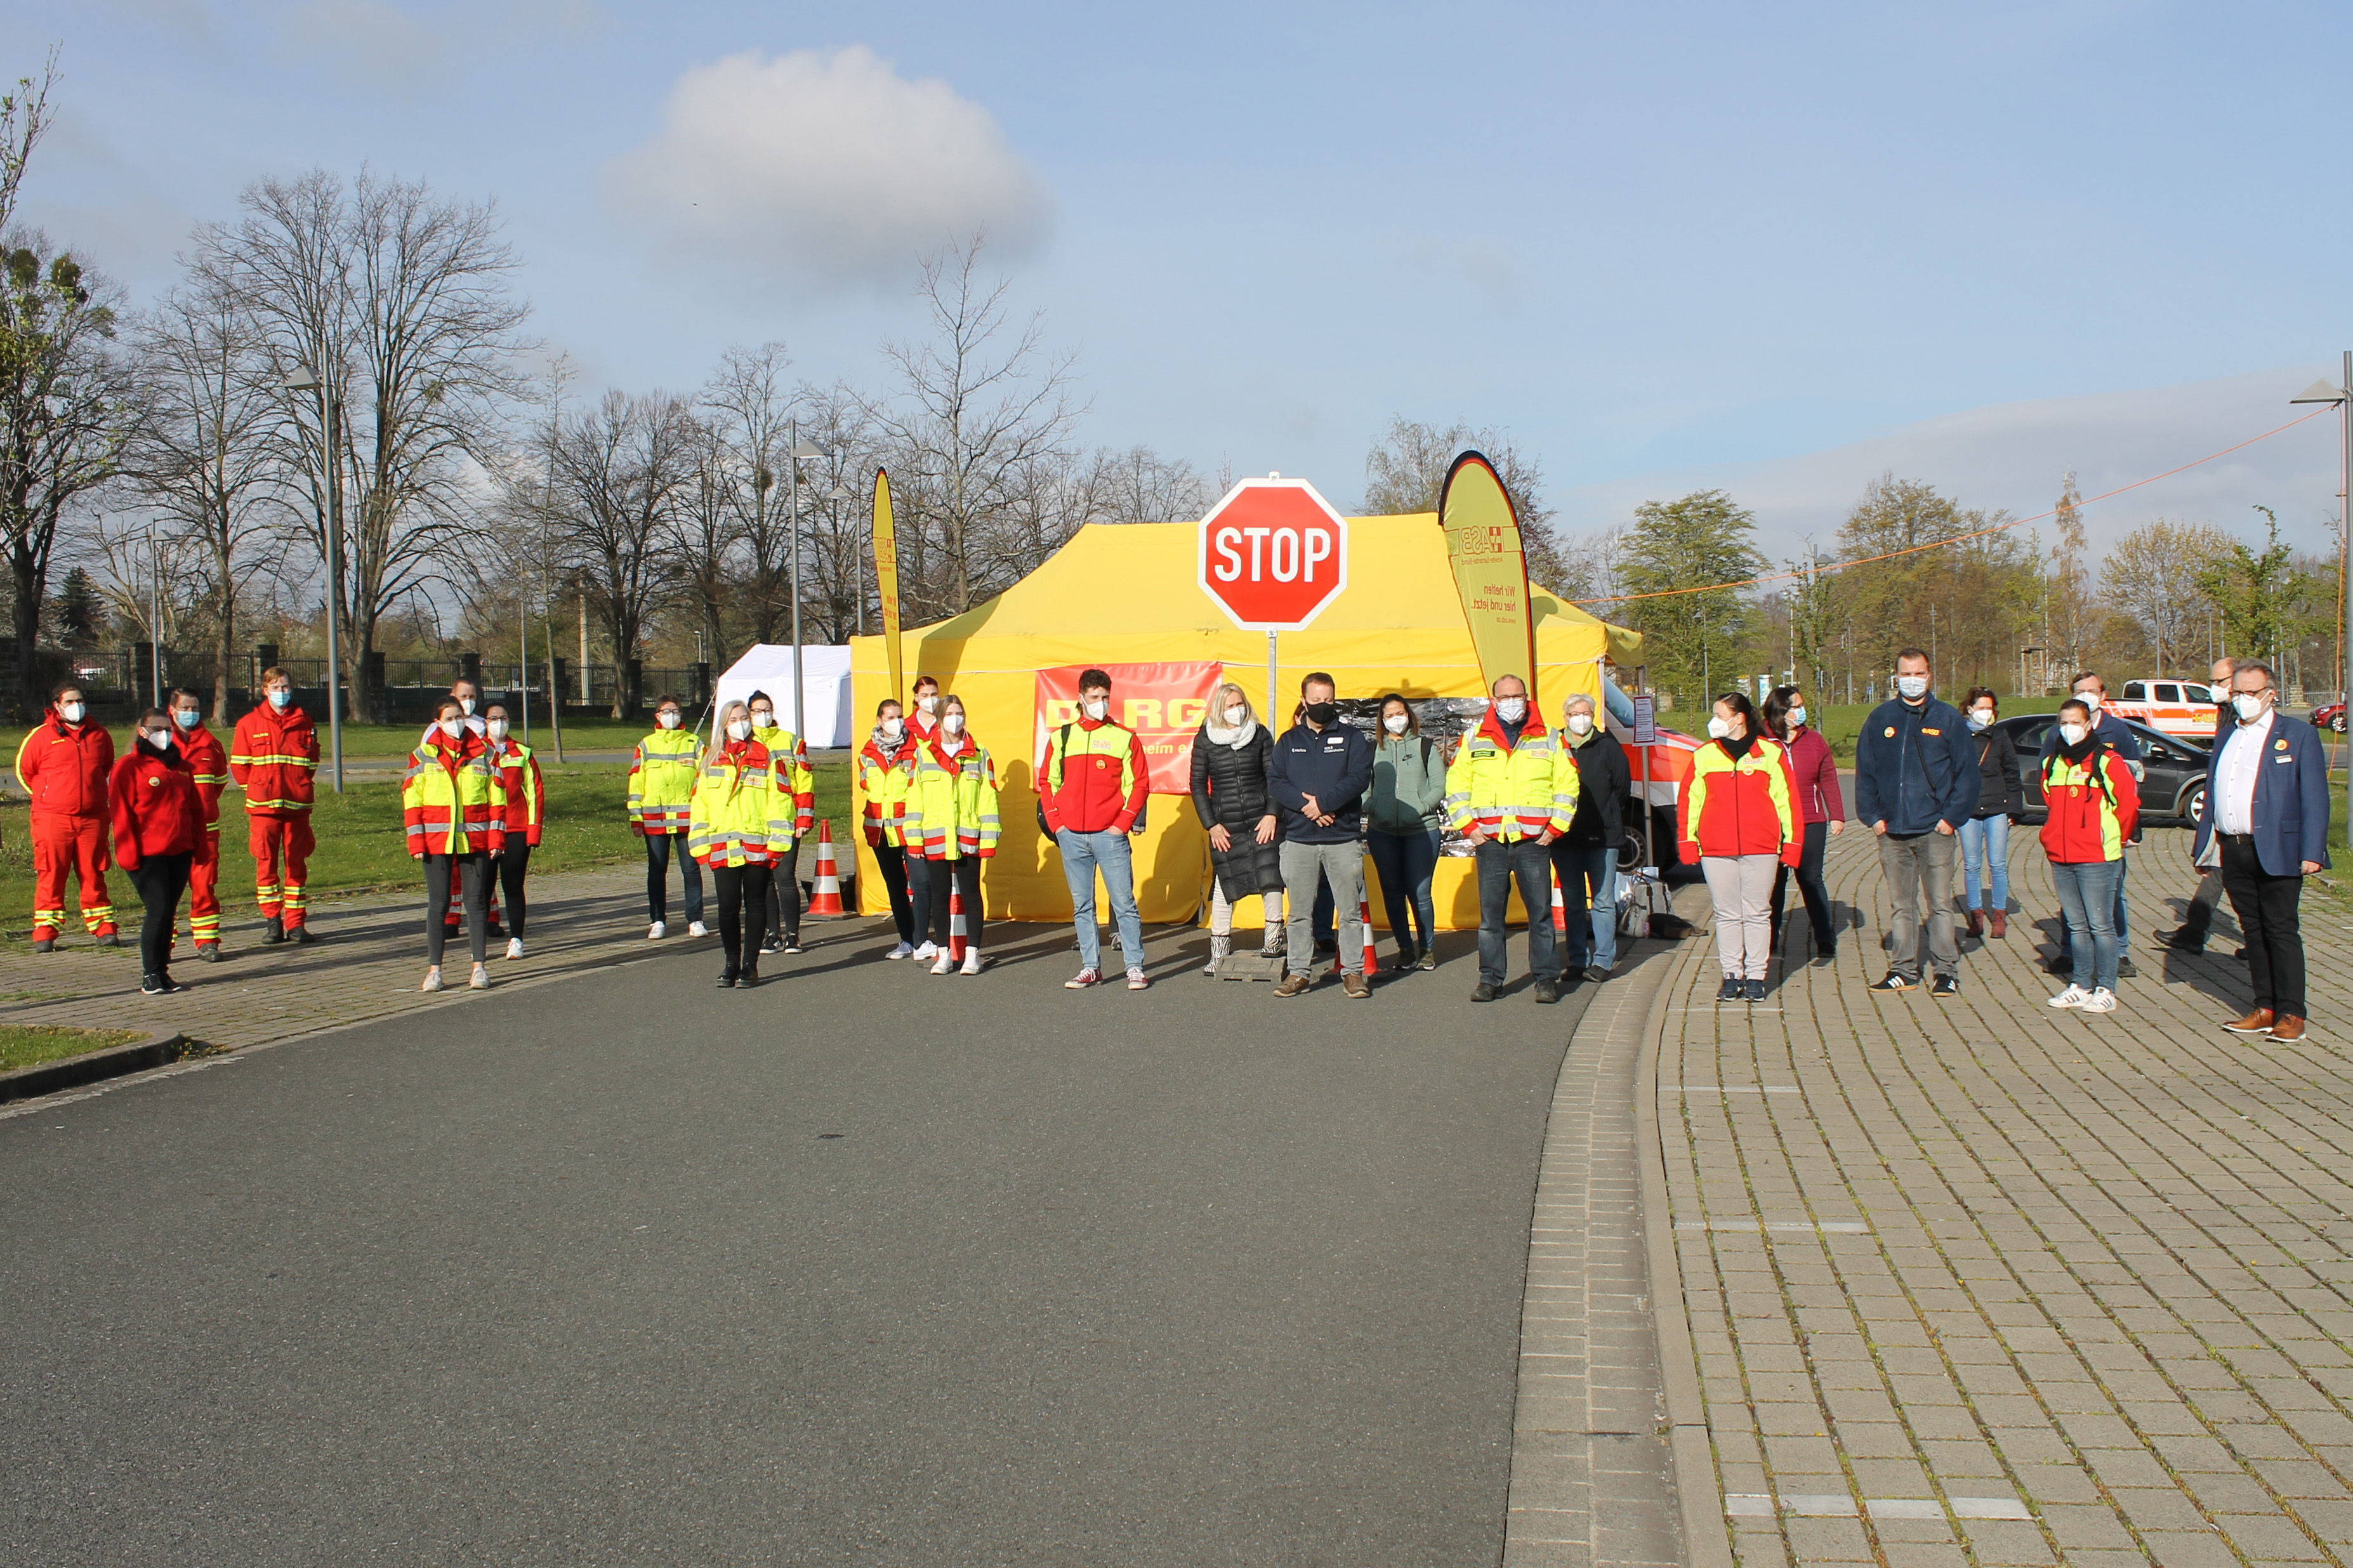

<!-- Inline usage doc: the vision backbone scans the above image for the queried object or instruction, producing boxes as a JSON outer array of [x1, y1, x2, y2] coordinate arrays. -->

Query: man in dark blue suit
[[2196, 659, 2333, 1042]]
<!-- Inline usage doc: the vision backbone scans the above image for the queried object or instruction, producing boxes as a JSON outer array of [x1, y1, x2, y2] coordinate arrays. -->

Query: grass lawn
[[0, 758, 852, 939], [0, 1025, 145, 1072]]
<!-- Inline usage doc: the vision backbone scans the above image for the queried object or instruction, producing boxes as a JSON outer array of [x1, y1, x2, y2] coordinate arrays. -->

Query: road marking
[[1675, 1220, 1871, 1233], [1726, 1493, 2031, 1520], [1668, 1084, 1800, 1093]]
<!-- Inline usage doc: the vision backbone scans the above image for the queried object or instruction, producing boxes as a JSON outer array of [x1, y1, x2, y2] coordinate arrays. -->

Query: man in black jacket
[[1853, 648, 1980, 996], [1268, 672, 1374, 999], [1551, 692, 1628, 985]]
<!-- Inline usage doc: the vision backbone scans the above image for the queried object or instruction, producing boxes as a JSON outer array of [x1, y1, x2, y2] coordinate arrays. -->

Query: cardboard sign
[[1033, 662, 1224, 794]]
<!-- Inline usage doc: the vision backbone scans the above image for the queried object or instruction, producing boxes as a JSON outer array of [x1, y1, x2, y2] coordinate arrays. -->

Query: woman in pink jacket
[[1764, 685, 1844, 963]]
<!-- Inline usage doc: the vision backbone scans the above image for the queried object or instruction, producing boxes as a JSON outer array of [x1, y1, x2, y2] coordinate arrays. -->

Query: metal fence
[[65, 647, 708, 715]]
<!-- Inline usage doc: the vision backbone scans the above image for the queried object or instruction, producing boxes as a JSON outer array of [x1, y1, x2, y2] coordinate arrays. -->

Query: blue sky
[[11, 1, 2353, 557]]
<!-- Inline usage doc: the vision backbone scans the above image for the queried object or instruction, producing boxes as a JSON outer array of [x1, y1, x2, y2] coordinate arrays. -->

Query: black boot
[[263, 916, 285, 945], [738, 960, 760, 989]]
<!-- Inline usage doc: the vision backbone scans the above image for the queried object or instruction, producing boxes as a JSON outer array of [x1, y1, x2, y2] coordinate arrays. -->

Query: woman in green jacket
[[1366, 693, 1447, 970]]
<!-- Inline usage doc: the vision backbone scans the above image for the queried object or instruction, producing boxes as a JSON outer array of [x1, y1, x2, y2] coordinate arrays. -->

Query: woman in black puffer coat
[[1190, 681, 1286, 973]]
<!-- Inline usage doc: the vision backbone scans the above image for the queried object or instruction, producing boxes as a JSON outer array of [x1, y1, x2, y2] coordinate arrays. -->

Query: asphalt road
[[1, 918, 1597, 1566]]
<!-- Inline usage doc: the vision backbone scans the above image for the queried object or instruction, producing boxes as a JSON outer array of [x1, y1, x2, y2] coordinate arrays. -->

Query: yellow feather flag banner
[[1440, 451, 1536, 705], [873, 467, 904, 704]]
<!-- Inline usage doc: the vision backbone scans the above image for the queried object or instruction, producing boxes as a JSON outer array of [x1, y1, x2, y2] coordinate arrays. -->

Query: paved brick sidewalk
[[1661, 823, 2353, 1565], [0, 865, 876, 1053]]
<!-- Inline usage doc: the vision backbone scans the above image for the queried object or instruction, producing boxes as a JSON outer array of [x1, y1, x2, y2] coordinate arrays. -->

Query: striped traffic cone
[[1550, 870, 1568, 941], [805, 820, 850, 919], [949, 880, 970, 963], [1359, 895, 1380, 977]]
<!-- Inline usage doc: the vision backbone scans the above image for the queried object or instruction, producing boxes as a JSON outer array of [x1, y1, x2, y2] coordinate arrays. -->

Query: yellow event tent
[[847, 513, 1642, 931]]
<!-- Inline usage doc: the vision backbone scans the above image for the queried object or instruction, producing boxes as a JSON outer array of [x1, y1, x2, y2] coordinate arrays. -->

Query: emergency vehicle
[[2109, 678, 2219, 741]]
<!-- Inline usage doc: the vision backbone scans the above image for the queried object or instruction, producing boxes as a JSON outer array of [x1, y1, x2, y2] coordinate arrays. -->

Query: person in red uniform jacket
[[483, 702, 544, 960], [166, 687, 229, 959], [229, 665, 321, 944], [14, 680, 118, 951], [110, 707, 202, 995]]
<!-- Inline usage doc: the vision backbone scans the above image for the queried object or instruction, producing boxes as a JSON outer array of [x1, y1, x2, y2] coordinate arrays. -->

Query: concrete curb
[[1635, 928, 1732, 1568], [0, 1031, 191, 1105]]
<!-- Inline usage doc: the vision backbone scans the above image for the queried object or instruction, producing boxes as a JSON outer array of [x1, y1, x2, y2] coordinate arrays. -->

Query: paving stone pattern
[[1662, 822, 2353, 1565]]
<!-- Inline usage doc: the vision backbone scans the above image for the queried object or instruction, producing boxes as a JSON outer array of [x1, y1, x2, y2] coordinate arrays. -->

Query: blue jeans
[[2050, 858, 2122, 992], [643, 827, 704, 925], [1957, 814, 2009, 912], [1475, 838, 1558, 986], [1549, 840, 1618, 970], [2056, 852, 2127, 963], [1057, 828, 1144, 973], [1367, 826, 1440, 956]]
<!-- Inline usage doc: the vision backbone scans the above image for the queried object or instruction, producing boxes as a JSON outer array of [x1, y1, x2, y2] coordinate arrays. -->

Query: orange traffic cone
[[949, 879, 970, 963], [1550, 870, 1568, 940], [1359, 895, 1380, 977], [806, 820, 850, 919]]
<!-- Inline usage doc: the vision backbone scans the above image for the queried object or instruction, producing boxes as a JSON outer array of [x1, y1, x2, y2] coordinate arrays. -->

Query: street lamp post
[[2291, 358, 2353, 844], [281, 367, 345, 793]]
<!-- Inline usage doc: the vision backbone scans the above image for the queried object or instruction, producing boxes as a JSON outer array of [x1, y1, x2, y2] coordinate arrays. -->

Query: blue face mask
[[268, 689, 291, 709], [174, 709, 201, 729]]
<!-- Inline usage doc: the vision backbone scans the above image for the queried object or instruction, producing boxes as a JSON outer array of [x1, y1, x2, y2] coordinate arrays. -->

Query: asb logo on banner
[[1196, 477, 1350, 631], [1034, 662, 1223, 794]]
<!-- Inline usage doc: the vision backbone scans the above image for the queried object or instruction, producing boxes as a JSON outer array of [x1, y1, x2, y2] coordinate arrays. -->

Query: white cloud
[[602, 47, 1053, 287]]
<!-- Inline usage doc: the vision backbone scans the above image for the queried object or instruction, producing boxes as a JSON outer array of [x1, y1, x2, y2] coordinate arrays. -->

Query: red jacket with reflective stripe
[[489, 738, 546, 845], [15, 709, 114, 821], [171, 722, 228, 830], [109, 744, 202, 868], [1678, 737, 1803, 866], [230, 702, 320, 817]]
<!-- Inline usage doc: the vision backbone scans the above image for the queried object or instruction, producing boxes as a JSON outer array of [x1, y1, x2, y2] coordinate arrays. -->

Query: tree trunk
[[213, 562, 235, 723], [12, 544, 43, 712]]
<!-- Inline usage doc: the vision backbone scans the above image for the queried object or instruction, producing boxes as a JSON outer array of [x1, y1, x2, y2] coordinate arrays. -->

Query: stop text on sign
[[1195, 477, 1350, 631]]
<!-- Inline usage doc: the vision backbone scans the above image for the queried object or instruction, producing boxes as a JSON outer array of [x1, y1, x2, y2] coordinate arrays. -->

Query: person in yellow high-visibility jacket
[[1444, 673, 1579, 1005], [901, 693, 1001, 976], [626, 693, 704, 939], [745, 688, 815, 960], [689, 699, 798, 989]]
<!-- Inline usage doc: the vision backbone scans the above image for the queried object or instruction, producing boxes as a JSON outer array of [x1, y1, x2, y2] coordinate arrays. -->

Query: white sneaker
[[885, 941, 914, 960], [2047, 984, 2088, 1009], [648, 921, 667, 940], [470, 963, 490, 991], [960, 946, 984, 976], [505, 936, 525, 961], [2078, 987, 2119, 1014], [421, 965, 444, 992], [688, 921, 709, 938], [911, 941, 938, 963], [929, 951, 954, 975]]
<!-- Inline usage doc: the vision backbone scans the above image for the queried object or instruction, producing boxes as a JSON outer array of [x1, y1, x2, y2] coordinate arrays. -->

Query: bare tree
[[0, 236, 131, 706], [873, 234, 1083, 616], [669, 414, 739, 669], [0, 49, 57, 239], [2102, 518, 2231, 675], [1361, 414, 1569, 587], [701, 342, 794, 644], [546, 389, 694, 716], [121, 277, 280, 717], [198, 169, 530, 720], [789, 381, 881, 645]]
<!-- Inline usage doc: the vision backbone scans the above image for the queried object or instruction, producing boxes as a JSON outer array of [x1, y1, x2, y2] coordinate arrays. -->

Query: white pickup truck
[[2109, 677, 2220, 741]]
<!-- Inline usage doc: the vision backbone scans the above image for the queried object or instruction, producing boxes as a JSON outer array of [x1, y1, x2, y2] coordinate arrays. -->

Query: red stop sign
[[1196, 477, 1351, 631]]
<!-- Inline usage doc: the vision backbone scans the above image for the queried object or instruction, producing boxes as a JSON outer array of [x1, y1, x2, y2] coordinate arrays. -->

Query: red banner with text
[[1033, 662, 1224, 794]]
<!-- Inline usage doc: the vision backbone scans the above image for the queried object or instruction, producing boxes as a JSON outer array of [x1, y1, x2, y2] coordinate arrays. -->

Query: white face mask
[[1895, 674, 1929, 700], [1706, 716, 1733, 739], [917, 694, 939, 715], [438, 717, 463, 740], [2232, 692, 2268, 721], [751, 710, 774, 730], [1383, 713, 1409, 735], [2059, 721, 2088, 746], [881, 716, 904, 739], [1968, 708, 1993, 730], [1493, 696, 1527, 723], [59, 702, 86, 723], [143, 728, 171, 749], [1224, 705, 1248, 727], [486, 718, 509, 741], [943, 713, 965, 735], [458, 696, 476, 716], [656, 711, 680, 730], [1084, 698, 1109, 721], [1787, 706, 1807, 728], [727, 718, 752, 741], [267, 688, 291, 709], [1565, 712, 1593, 736], [2074, 689, 2101, 711]]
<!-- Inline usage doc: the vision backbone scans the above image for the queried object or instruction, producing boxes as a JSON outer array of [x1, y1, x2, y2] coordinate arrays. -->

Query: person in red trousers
[[110, 707, 202, 995], [167, 687, 229, 960], [14, 680, 118, 951], [229, 665, 321, 944]]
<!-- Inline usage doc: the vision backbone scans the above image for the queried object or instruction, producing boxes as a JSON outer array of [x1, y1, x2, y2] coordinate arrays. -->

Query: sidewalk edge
[[1635, 933, 1729, 1568], [0, 1031, 188, 1105]]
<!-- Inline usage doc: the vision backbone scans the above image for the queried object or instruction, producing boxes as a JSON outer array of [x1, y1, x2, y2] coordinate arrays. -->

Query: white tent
[[712, 644, 855, 749]]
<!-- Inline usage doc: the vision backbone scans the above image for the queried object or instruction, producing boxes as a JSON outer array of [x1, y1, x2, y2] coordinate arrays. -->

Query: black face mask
[[1304, 701, 1338, 726]]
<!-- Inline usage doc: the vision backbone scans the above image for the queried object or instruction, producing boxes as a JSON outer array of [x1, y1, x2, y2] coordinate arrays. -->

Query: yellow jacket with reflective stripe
[[751, 723, 817, 848], [1444, 710, 1579, 841], [687, 739, 796, 867], [628, 725, 700, 831], [902, 735, 1001, 861]]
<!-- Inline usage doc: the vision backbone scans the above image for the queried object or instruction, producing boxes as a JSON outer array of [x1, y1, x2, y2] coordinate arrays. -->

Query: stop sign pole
[[1196, 475, 1351, 722]]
